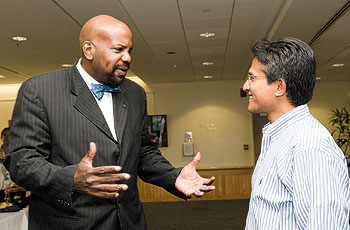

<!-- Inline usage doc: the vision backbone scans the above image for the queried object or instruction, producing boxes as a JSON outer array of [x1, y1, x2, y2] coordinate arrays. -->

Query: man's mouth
[[114, 64, 129, 76], [116, 68, 128, 76]]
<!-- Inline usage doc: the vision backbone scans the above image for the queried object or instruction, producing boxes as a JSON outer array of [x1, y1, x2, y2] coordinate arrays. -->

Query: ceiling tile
[[179, 2, 234, 20]]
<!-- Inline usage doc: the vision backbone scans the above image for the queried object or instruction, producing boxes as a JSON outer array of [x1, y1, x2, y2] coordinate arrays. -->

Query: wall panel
[[138, 166, 253, 202]]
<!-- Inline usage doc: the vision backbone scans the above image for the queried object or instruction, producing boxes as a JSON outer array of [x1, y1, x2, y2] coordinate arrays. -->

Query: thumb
[[86, 142, 97, 162], [187, 152, 201, 168]]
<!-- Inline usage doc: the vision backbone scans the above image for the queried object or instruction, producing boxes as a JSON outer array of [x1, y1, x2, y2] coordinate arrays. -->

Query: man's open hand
[[175, 152, 215, 198], [73, 142, 130, 198]]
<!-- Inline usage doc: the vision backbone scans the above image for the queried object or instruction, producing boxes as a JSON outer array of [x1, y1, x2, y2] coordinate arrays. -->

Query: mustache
[[113, 63, 130, 72]]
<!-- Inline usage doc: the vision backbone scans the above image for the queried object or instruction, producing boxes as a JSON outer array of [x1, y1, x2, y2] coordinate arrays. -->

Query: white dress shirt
[[76, 60, 117, 141]]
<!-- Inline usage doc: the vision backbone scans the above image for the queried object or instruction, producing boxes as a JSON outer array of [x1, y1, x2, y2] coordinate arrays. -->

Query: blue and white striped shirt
[[246, 104, 350, 229]]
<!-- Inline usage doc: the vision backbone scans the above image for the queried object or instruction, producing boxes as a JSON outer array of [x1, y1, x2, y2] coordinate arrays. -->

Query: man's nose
[[122, 52, 131, 63], [242, 79, 250, 92]]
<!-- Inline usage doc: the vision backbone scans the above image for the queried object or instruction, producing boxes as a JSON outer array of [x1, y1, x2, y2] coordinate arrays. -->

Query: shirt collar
[[76, 59, 100, 89], [263, 104, 310, 142]]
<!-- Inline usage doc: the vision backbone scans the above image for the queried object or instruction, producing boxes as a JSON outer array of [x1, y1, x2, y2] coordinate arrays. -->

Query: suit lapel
[[112, 91, 128, 144], [70, 67, 116, 142]]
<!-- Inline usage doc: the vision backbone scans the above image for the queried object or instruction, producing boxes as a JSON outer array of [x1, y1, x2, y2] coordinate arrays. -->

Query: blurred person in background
[[0, 127, 27, 206]]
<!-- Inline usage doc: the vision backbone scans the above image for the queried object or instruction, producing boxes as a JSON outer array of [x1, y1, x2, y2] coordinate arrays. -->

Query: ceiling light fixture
[[200, 32, 216, 38], [12, 36, 28, 42], [201, 49, 213, 54], [203, 75, 213, 79], [202, 62, 214, 66], [61, 64, 73, 68], [332, 63, 345, 67], [0, 75, 6, 78], [316, 77, 322, 80]]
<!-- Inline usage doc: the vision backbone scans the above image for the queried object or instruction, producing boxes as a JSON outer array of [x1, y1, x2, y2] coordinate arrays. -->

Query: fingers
[[87, 142, 97, 161], [199, 185, 215, 192], [88, 182, 129, 198], [186, 186, 215, 199], [93, 165, 123, 174], [93, 184, 128, 192], [87, 172, 131, 184], [187, 152, 201, 168], [203, 176, 215, 185], [74, 142, 132, 199], [90, 188, 125, 199], [185, 190, 204, 199]]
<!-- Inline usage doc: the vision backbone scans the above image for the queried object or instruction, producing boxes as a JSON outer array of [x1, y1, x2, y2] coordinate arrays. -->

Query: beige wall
[[0, 85, 20, 145], [309, 81, 350, 131], [147, 80, 254, 167], [0, 80, 349, 167]]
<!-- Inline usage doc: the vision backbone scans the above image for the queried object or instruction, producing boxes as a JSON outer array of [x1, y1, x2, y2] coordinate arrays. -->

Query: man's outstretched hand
[[73, 142, 131, 199], [175, 152, 215, 198]]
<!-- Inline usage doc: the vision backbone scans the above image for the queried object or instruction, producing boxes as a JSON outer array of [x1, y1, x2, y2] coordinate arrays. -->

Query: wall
[[0, 80, 349, 167], [147, 80, 254, 167], [0, 84, 20, 145], [138, 166, 253, 202], [309, 81, 350, 131]]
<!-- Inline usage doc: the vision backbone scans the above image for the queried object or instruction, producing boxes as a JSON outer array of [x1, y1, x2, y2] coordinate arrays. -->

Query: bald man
[[4, 15, 215, 230]]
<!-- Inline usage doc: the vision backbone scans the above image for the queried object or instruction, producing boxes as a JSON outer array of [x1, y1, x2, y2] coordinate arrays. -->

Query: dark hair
[[1, 127, 10, 139], [251, 37, 317, 106]]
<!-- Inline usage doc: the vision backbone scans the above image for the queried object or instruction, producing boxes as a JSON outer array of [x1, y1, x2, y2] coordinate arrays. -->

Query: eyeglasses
[[247, 73, 266, 83]]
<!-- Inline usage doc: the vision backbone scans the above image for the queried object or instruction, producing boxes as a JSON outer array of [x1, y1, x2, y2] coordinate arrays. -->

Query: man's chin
[[116, 75, 125, 84], [247, 105, 258, 114], [105, 74, 125, 88]]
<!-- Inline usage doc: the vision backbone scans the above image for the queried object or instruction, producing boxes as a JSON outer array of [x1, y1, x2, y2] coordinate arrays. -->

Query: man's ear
[[274, 79, 287, 97], [82, 41, 94, 60]]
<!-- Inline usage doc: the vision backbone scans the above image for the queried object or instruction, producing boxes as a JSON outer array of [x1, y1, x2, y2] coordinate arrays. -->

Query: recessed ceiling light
[[166, 51, 176, 55], [201, 49, 213, 54], [203, 75, 213, 79], [61, 64, 73, 68], [0, 75, 6, 78], [200, 32, 216, 38], [316, 77, 322, 80], [202, 62, 214, 66], [12, 36, 28, 42], [332, 63, 344, 67]]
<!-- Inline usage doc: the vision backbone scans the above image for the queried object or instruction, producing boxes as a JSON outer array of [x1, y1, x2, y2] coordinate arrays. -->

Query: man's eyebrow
[[114, 44, 132, 50]]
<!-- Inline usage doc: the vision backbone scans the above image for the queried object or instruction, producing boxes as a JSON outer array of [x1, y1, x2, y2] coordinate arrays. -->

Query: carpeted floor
[[143, 199, 250, 230]]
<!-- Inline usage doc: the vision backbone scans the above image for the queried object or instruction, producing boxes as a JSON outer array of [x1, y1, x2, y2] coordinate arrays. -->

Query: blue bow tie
[[90, 83, 120, 100]]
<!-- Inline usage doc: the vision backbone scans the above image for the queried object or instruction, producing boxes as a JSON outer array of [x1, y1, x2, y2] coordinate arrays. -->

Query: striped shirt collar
[[262, 104, 310, 143]]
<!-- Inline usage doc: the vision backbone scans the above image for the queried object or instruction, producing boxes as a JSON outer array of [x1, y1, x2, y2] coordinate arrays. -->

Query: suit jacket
[[4, 66, 185, 230]]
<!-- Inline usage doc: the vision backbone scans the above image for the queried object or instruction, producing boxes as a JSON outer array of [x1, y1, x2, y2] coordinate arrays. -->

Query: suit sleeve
[[4, 80, 76, 204], [136, 91, 186, 200]]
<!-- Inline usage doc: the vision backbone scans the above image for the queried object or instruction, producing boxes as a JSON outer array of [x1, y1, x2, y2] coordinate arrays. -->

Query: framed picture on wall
[[147, 114, 168, 147]]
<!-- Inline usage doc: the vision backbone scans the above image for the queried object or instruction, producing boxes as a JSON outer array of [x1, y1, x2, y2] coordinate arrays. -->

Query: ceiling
[[1, 0, 350, 85]]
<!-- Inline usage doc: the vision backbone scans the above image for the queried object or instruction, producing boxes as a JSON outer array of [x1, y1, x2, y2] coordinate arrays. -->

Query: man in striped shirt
[[243, 37, 350, 229]]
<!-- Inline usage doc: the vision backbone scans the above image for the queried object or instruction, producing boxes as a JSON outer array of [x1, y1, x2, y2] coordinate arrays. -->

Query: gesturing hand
[[73, 142, 130, 198], [175, 152, 215, 198]]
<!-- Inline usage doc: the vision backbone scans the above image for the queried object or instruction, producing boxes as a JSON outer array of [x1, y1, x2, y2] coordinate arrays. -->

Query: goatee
[[105, 63, 129, 88]]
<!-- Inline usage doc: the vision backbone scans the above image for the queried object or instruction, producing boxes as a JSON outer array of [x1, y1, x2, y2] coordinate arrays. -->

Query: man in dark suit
[[4, 15, 215, 230]]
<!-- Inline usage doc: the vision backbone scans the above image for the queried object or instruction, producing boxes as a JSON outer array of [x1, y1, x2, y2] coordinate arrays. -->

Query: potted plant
[[329, 107, 350, 165]]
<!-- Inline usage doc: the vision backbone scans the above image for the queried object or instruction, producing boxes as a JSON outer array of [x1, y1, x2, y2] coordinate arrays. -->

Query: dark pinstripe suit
[[4, 66, 185, 229]]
